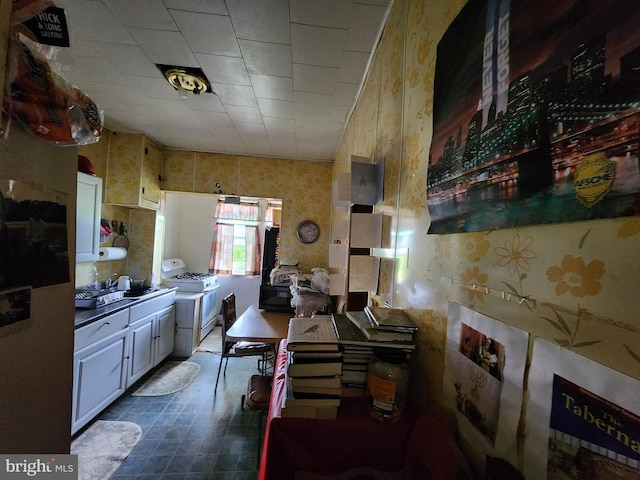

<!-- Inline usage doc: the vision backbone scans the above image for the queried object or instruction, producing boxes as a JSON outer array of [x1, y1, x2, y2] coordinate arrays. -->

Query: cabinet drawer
[[74, 309, 129, 352], [129, 291, 176, 323]]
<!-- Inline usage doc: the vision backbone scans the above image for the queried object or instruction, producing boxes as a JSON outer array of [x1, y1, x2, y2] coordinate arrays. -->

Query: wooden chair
[[214, 293, 272, 392]]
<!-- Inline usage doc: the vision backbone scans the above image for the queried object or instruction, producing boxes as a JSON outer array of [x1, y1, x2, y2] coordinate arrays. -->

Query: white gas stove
[[162, 258, 219, 292], [162, 258, 220, 342]]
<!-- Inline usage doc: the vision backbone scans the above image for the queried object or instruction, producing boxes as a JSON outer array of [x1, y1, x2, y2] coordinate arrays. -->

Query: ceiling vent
[[156, 64, 212, 98]]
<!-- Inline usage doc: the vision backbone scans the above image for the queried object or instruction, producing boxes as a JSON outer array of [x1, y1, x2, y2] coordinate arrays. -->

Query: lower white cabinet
[[173, 292, 203, 358], [72, 290, 176, 434], [72, 324, 129, 435], [127, 293, 176, 388]]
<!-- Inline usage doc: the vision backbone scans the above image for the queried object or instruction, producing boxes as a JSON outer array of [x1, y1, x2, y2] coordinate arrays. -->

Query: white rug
[[71, 420, 141, 480], [132, 360, 200, 396]]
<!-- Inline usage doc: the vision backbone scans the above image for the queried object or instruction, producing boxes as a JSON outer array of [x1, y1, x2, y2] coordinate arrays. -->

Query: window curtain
[[209, 223, 234, 274], [215, 200, 260, 221], [245, 225, 261, 276], [209, 201, 262, 276]]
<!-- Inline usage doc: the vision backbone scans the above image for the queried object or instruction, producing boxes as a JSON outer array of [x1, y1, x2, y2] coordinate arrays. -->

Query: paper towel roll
[[98, 247, 127, 261]]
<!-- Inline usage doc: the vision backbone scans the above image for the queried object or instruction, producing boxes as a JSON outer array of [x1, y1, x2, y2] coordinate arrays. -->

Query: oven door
[[199, 284, 219, 341]]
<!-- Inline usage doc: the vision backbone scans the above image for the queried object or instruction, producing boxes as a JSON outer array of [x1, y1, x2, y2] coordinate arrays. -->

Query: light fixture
[[156, 64, 212, 98]]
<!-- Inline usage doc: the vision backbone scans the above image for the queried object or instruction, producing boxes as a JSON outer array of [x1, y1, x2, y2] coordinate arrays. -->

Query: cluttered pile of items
[[281, 307, 418, 421]]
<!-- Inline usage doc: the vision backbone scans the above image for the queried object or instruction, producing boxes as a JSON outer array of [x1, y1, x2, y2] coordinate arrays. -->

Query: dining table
[[226, 304, 292, 344]]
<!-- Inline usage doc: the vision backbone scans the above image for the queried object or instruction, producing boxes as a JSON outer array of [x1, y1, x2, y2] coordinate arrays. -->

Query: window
[[209, 199, 281, 276]]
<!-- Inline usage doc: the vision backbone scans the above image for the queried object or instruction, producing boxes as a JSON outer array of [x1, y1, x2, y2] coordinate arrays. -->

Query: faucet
[[106, 273, 118, 289]]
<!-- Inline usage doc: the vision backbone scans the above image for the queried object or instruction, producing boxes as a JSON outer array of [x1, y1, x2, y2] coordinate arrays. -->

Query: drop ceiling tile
[[88, 42, 159, 77], [293, 64, 339, 95], [263, 117, 295, 133], [122, 74, 181, 100], [250, 74, 294, 102], [268, 132, 297, 157], [291, 24, 346, 67], [57, 0, 136, 43], [215, 85, 258, 107], [65, 35, 102, 57], [196, 54, 251, 87], [295, 137, 334, 160], [258, 98, 295, 119], [333, 82, 360, 106], [238, 131, 272, 155], [226, 0, 290, 44], [170, 11, 241, 56], [338, 51, 370, 84], [103, 0, 178, 30], [236, 122, 268, 135], [294, 110, 331, 127], [293, 91, 334, 114], [128, 28, 199, 66], [163, 0, 228, 15], [329, 105, 352, 124], [290, 0, 353, 29], [239, 40, 292, 77], [225, 105, 263, 123], [194, 111, 235, 128], [68, 56, 129, 84], [185, 93, 226, 112], [345, 3, 387, 52]]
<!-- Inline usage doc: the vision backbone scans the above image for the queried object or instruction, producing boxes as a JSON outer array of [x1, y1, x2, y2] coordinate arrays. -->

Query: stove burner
[[171, 272, 213, 280]]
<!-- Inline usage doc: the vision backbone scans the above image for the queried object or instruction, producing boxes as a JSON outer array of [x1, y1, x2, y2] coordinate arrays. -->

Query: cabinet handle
[[102, 321, 111, 326], [123, 355, 130, 360]]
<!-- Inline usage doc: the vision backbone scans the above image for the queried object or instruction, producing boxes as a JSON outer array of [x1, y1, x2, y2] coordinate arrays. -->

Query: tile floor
[[95, 326, 266, 480]]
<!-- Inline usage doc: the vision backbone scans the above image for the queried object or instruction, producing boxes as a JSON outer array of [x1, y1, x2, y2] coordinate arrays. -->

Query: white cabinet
[[155, 305, 176, 361], [127, 292, 176, 387], [72, 309, 129, 435], [127, 314, 154, 386], [72, 290, 176, 434], [76, 172, 102, 263], [173, 292, 203, 358]]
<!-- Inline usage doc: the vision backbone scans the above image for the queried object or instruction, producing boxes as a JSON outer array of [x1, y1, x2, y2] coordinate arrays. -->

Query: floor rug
[[71, 420, 142, 480], [132, 360, 200, 396]]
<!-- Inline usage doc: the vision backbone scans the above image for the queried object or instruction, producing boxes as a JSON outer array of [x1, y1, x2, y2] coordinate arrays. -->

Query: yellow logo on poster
[[573, 153, 616, 208]]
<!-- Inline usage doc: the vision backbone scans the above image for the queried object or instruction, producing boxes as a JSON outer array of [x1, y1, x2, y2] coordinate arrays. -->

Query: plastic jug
[[117, 275, 131, 291]]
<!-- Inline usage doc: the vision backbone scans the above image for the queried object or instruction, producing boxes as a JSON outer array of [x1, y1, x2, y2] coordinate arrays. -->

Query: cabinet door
[[72, 327, 129, 434], [154, 305, 175, 365], [76, 172, 102, 263], [140, 141, 162, 209], [127, 314, 155, 387]]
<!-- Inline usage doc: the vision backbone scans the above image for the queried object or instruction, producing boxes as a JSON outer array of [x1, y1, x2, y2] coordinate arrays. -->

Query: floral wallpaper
[[76, 134, 333, 288], [333, 0, 640, 472]]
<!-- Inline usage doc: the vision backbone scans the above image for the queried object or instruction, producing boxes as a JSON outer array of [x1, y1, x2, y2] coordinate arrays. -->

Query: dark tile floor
[[97, 327, 265, 480]]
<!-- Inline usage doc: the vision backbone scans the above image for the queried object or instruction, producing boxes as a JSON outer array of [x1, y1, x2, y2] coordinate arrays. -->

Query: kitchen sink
[[75, 287, 126, 309]]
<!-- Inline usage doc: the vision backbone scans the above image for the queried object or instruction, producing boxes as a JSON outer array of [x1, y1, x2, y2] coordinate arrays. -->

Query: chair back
[[221, 293, 238, 354]]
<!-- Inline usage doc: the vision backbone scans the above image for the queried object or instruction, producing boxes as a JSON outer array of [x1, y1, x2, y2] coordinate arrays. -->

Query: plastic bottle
[[89, 265, 99, 289], [367, 348, 409, 424]]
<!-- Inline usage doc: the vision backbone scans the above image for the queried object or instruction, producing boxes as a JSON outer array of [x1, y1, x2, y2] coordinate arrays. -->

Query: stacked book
[[283, 315, 342, 419], [332, 306, 417, 394]]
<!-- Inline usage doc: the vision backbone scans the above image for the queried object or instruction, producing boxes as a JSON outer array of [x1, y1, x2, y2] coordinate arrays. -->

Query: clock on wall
[[296, 220, 319, 244]]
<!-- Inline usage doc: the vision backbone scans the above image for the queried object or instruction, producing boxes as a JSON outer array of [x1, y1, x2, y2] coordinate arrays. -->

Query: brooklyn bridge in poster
[[427, 0, 640, 234]]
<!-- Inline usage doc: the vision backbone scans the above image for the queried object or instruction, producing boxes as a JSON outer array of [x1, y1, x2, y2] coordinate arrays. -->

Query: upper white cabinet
[[105, 132, 163, 210], [76, 172, 102, 263]]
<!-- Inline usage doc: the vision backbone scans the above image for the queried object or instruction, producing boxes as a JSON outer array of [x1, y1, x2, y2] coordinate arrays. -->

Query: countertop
[[74, 286, 178, 329]]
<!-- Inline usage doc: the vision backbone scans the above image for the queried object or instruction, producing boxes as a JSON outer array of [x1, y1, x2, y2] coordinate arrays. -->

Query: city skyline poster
[[427, 0, 640, 234]]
